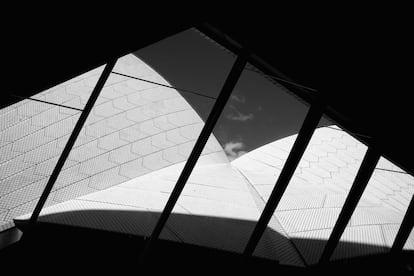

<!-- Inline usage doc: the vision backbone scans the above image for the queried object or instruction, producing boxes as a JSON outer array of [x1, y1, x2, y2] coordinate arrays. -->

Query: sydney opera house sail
[[0, 54, 226, 231], [1, 54, 413, 266]]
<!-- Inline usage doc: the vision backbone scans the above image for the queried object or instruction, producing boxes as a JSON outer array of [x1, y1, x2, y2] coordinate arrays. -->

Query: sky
[[135, 28, 332, 160]]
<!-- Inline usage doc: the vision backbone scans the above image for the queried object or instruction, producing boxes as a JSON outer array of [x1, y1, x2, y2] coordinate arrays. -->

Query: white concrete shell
[[232, 126, 414, 264], [0, 54, 226, 231], [3, 54, 413, 266], [16, 124, 414, 266]]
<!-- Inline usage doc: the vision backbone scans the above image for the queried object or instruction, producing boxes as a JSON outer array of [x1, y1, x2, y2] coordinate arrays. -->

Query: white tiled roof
[[4, 54, 413, 266]]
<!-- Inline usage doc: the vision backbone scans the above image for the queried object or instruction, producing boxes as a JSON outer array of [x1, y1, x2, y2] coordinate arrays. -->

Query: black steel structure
[[391, 195, 414, 253], [319, 147, 381, 263], [243, 102, 324, 256], [140, 53, 248, 261], [29, 60, 117, 224], [1, 10, 413, 272]]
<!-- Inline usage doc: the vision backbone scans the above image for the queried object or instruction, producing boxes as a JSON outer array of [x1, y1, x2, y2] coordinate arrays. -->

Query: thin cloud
[[230, 94, 246, 103], [226, 111, 254, 121], [226, 95, 254, 122], [223, 141, 247, 161]]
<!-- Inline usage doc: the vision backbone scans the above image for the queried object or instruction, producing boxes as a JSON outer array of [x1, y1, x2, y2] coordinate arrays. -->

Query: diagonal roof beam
[[29, 59, 117, 225], [319, 146, 381, 264], [243, 102, 324, 256], [138, 51, 249, 263], [391, 195, 414, 253]]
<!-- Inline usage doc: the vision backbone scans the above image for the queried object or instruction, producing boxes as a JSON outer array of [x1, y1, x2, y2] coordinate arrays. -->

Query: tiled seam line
[[0, 116, 201, 200], [379, 225, 390, 250], [0, 94, 186, 170], [0, 107, 197, 191], [256, 135, 364, 185], [0, 90, 74, 130], [0, 100, 190, 176], [373, 171, 414, 198], [0, 147, 224, 215], [323, 127, 407, 173], [118, 179, 243, 193], [261, 165, 410, 210], [0, 124, 213, 206], [113, 183, 255, 209], [365, 183, 412, 211], [0, 106, 79, 148], [247, 156, 284, 170], [372, 170, 413, 191], [235, 142, 392, 257], [321, 194, 328, 208], [2, 149, 223, 223], [0, 70, 122, 138], [0, 112, 81, 166], [384, 172, 414, 191], [83, 149, 223, 193], [244, 161, 351, 195], [9, 68, 130, 115], [232, 165, 308, 265], [0, 74, 192, 200], [0, 81, 167, 153], [0, 118, 175, 199], [287, 223, 400, 235], [376, 188, 412, 209], [0, 72, 162, 151], [2, 118, 360, 216], [0, 113, 222, 213], [78, 182, 249, 212], [239, 134, 410, 211], [1, 195, 59, 225], [271, 205, 383, 213], [379, 224, 402, 248]]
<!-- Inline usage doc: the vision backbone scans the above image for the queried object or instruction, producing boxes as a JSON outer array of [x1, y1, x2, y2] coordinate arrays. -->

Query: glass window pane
[[250, 119, 369, 266], [12, 29, 236, 242], [333, 157, 414, 259], [0, 65, 104, 231], [162, 59, 310, 264]]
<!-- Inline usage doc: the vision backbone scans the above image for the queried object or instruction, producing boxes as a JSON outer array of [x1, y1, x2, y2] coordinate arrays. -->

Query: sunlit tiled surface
[[4, 53, 413, 266], [233, 127, 414, 264], [0, 54, 226, 231], [15, 125, 414, 266]]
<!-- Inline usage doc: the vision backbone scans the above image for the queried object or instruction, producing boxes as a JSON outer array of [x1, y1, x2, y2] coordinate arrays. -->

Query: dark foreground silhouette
[[1, 209, 412, 274]]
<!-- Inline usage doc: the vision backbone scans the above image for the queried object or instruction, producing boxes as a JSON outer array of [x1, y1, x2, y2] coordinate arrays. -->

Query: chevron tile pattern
[[233, 126, 414, 264], [8, 54, 413, 267], [0, 54, 227, 231]]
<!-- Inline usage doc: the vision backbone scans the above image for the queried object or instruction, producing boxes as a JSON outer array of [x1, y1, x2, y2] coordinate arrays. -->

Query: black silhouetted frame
[[29, 59, 118, 224], [139, 52, 249, 262], [391, 195, 414, 253], [243, 102, 325, 256], [24, 23, 412, 265], [319, 146, 381, 264]]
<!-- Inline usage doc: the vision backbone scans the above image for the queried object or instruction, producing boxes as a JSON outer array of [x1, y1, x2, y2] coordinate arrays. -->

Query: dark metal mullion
[[111, 71, 217, 100], [318, 146, 381, 264], [11, 94, 84, 111], [29, 59, 117, 224], [243, 102, 325, 256], [391, 195, 414, 253], [139, 53, 248, 261]]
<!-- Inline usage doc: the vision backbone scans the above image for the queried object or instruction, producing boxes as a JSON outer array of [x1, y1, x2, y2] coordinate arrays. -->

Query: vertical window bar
[[139, 52, 248, 262], [318, 146, 381, 264], [29, 59, 117, 225], [243, 102, 325, 256], [391, 195, 414, 253]]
